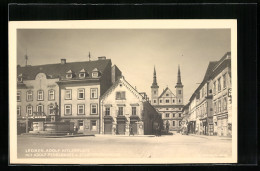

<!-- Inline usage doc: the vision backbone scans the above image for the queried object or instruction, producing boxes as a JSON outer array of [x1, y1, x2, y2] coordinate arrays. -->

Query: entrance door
[[104, 122, 112, 134], [78, 120, 84, 133], [117, 123, 125, 135], [130, 122, 137, 134]]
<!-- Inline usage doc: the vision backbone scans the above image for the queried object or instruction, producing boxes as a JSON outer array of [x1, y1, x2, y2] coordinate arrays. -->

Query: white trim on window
[[77, 104, 85, 115], [37, 90, 44, 101], [26, 105, 33, 116], [65, 89, 72, 100]]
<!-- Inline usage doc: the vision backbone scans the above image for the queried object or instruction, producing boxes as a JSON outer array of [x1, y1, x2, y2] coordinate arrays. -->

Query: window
[[223, 97, 227, 110], [90, 104, 98, 114], [79, 73, 85, 78], [64, 104, 72, 115], [132, 107, 137, 115], [116, 91, 125, 100], [48, 105, 54, 115], [48, 90, 55, 100], [154, 91, 156, 94], [18, 77, 23, 82], [92, 72, 98, 78], [66, 73, 72, 79], [223, 73, 227, 89], [118, 107, 123, 115], [17, 106, 21, 116], [178, 90, 182, 94], [91, 120, 97, 131], [172, 99, 175, 103], [218, 100, 222, 113], [166, 94, 169, 96], [166, 113, 169, 117], [160, 99, 162, 103], [36, 105, 44, 114], [179, 99, 181, 103], [179, 121, 182, 126], [90, 88, 98, 99], [179, 113, 182, 117], [202, 88, 204, 97], [37, 90, 44, 101], [172, 121, 175, 126], [214, 102, 217, 113], [166, 99, 169, 103], [77, 104, 85, 115], [173, 113, 175, 117], [153, 99, 156, 103], [78, 89, 85, 100], [166, 108, 168, 110], [105, 107, 110, 116], [17, 91, 21, 102], [26, 105, 33, 116], [26, 91, 33, 101], [218, 78, 221, 92], [213, 81, 216, 94], [65, 89, 72, 100]]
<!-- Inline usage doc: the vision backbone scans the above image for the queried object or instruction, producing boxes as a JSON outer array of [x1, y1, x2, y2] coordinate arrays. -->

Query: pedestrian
[[129, 126, 134, 136]]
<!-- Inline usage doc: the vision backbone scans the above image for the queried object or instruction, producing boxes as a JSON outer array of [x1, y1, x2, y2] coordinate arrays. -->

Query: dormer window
[[92, 68, 99, 78], [66, 70, 74, 79], [18, 77, 23, 82], [18, 73, 23, 82], [79, 73, 85, 78], [79, 69, 87, 79]]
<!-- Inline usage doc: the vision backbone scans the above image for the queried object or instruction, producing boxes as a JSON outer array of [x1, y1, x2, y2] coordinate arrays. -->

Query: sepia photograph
[[9, 20, 237, 164]]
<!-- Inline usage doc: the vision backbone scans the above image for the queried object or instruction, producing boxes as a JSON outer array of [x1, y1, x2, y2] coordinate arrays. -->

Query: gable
[[159, 87, 175, 98], [101, 77, 143, 102]]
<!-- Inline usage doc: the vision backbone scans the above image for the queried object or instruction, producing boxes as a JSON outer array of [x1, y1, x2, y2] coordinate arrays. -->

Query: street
[[17, 134, 232, 159]]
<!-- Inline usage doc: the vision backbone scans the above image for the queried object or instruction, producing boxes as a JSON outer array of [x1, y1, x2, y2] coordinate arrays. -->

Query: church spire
[[176, 65, 183, 87], [151, 66, 159, 88]]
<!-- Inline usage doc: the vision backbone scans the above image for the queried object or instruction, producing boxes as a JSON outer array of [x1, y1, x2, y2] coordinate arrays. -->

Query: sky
[[17, 29, 231, 104]]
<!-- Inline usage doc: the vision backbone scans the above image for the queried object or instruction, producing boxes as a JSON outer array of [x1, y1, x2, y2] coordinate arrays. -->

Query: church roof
[[158, 87, 175, 98]]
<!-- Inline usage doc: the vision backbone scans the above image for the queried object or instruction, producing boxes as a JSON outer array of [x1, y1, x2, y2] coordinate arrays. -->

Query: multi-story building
[[150, 66, 184, 131], [100, 76, 162, 135], [210, 52, 232, 137], [185, 52, 232, 137], [17, 57, 122, 135], [17, 67, 60, 133], [192, 61, 217, 135]]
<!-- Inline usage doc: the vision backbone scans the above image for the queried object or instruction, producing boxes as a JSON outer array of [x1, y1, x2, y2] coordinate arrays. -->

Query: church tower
[[151, 66, 159, 105], [175, 65, 184, 105]]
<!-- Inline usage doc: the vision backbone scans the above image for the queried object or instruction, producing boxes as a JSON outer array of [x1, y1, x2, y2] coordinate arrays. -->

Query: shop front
[[116, 116, 126, 135], [104, 116, 113, 134], [130, 115, 140, 135], [217, 114, 228, 136]]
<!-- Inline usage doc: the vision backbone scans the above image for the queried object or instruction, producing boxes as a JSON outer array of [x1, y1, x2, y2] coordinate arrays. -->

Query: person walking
[[129, 125, 134, 136]]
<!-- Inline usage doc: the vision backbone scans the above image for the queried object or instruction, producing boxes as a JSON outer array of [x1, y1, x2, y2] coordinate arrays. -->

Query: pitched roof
[[188, 52, 231, 102], [189, 61, 217, 102], [17, 59, 111, 80], [159, 87, 175, 98], [100, 76, 143, 101]]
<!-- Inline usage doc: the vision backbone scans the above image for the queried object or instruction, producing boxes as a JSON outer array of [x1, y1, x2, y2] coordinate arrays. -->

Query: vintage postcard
[[9, 20, 237, 164]]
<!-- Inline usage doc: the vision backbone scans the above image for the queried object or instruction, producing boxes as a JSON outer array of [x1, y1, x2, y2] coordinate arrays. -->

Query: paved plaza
[[17, 134, 232, 159]]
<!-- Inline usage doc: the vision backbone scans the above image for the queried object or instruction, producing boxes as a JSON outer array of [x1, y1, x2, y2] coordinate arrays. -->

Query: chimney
[[61, 59, 66, 64], [98, 56, 106, 60]]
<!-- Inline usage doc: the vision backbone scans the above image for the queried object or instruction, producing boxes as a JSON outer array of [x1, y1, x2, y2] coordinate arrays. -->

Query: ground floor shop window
[[78, 120, 84, 131], [91, 120, 97, 131]]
